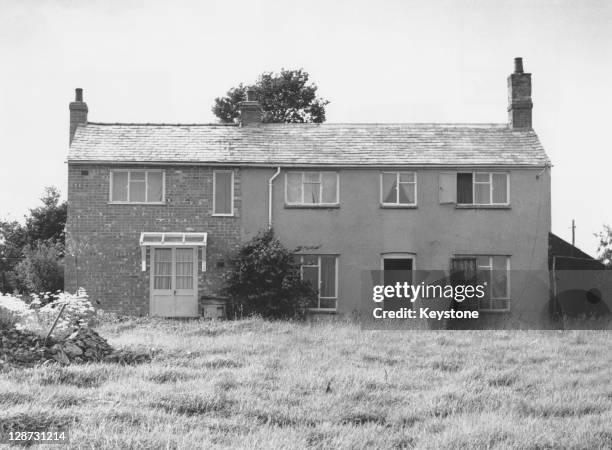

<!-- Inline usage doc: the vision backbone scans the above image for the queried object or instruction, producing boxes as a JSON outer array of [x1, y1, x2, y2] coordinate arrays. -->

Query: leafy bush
[[0, 293, 33, 330], [30, 289, 95, 339], [0, 289, 94, 338], [14, 241, 64, 294], [223, 229, 317, 319]]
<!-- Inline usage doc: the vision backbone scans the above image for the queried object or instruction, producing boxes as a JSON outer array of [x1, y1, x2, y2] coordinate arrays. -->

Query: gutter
[[268, 167, 282, 229]]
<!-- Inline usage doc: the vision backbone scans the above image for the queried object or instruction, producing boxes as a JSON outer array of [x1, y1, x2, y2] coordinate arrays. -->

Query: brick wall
[[65, 164, 242, 315]]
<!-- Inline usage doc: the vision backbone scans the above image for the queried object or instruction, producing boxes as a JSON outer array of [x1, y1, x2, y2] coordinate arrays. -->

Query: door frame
[[149, 246, 199, 317]]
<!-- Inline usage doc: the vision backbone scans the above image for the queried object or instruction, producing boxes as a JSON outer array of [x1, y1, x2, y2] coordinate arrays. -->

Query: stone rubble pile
[[0, 326, 151, 368], [49, 327, 114, 364], [0, 327, 53, 367]]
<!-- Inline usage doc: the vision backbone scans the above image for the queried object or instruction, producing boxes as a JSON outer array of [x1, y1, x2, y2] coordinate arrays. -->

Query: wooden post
[[44, 303, 67, 345]]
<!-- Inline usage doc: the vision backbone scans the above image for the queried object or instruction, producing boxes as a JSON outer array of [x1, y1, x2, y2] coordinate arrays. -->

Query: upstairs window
[[213, 170, 234, 216], [286, 171, 339, 206], [381, 172, 417, 206], [457, 172, 509, 205], [110, 170, 164, 203]]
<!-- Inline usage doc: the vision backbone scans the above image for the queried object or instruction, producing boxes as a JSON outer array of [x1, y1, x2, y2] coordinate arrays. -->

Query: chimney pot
[[69, 87, 88, 144], [514, 57, 524, 74], [246, 88, 258, 102], [239, 88, 263, 126]]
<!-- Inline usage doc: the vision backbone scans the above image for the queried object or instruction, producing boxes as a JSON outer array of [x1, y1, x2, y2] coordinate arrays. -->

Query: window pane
[[130, 171, 146, 181], [474, 173, 489, 182], [184, 235, 205, 243], [399, 172, 415, 183], [451, 258, 477, 284], [491, 256, 508, 298], [319, 298, 336, 309], [303, 182, 320, 204], [398, 182, 415, 204], [476, 256, 490, 268], [147, 172, 163, 202], [176, 248, 194, 289], [129, 179, 146, 202], [321, 172, 337, 203], [142, 233, 162, 243], [287, 173, 302, 203], [302, 266, 319, 292], [320, 256, 336, 297], [492, 174, 508, 204], [111, 172, 128, 201], [302, 255, 318, 265], [456, 173, 473, 204], [382, 173, 397, 203], [474, 183, 490, 204], [304, 172, 320, 183], [214, 172, 232, 214], [154, 248, 172, 290]]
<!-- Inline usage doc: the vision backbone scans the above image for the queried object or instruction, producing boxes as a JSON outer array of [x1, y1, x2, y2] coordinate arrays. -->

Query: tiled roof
[[68, 122, 550, 167]]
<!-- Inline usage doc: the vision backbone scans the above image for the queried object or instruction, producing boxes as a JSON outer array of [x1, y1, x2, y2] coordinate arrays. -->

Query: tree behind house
[[0, 187, 67, 293], [596, 225, 612, 267], [212, 69, 329, 124]]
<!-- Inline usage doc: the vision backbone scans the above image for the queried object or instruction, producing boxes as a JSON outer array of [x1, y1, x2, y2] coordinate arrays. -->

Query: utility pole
[[571, 219, 576, 255]]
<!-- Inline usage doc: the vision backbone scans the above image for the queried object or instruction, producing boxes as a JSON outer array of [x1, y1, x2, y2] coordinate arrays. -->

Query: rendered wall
[[241, 167, 552, 320]]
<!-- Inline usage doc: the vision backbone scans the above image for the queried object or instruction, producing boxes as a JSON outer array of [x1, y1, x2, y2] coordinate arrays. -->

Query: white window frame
[[457, 172, 510, 206], [109, 169, 166, 204], [212, 170, 235, 217], [457, 254, 511, 312], [296, 254, 339, 311], [285, 171, 340, 206], [380, 172, 417, 206]]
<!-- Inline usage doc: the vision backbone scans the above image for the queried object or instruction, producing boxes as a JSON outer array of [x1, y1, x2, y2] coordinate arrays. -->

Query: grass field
[[1, 318, 611, 449]]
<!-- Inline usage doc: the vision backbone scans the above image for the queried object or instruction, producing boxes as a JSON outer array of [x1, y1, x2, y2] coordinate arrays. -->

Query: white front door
[[150, 247, 198, 317]]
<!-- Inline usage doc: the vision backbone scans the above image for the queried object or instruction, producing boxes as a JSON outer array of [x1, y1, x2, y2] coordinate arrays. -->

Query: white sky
[[1, 0, 611, 256]]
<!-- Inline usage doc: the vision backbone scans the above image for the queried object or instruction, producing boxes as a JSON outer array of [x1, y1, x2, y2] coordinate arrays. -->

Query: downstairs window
[[295, 255, 338, 310], [453, 255, 510, 312]]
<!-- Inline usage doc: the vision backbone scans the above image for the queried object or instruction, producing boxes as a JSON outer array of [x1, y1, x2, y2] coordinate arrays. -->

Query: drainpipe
[[268, 167, 281, 229]]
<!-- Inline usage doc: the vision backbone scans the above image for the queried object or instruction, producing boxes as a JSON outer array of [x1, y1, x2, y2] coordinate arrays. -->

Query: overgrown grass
[[1, 317, 611, 449]]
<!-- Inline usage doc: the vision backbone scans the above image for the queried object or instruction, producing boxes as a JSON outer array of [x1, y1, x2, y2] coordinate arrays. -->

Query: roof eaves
[[65, 159, 551, 169]]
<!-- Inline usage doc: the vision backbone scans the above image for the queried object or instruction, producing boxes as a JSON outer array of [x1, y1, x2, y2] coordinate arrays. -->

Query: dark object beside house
[[549, 232, 611, 318]]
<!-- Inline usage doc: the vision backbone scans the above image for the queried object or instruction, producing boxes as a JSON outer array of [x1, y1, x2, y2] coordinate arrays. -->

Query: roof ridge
[[84, 121, 512, 129], [86, 122, 239, 127]]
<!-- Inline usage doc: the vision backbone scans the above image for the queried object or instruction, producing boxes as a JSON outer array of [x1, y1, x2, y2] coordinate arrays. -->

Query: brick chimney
[[69, 88, 88, 144], [507, 57, 532, 129], [238, 88, 262, 126]]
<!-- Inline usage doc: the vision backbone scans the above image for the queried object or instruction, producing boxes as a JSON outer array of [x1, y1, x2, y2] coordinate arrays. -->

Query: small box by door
[[200, 296, 227, 319]]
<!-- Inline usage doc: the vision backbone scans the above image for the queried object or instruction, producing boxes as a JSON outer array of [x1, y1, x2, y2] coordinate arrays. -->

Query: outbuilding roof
[[68, 122, 550, 167]]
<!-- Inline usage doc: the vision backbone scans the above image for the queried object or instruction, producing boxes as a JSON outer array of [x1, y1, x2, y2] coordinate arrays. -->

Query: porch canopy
[[139, 232, 207, 271]]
